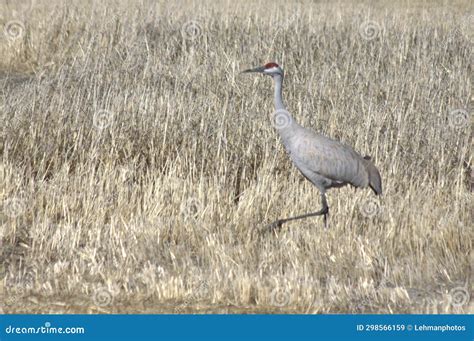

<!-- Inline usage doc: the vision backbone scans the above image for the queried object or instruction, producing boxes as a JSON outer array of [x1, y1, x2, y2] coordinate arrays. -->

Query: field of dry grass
[[0, 0, 472, 314]]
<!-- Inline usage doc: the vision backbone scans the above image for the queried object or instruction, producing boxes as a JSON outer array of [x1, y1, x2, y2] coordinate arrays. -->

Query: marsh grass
[[0, 0, 472, 313]]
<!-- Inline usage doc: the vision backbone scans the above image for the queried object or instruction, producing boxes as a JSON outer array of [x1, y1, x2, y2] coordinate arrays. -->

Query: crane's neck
[[273, 74, 285, 111], [272, 73, 299, 140]]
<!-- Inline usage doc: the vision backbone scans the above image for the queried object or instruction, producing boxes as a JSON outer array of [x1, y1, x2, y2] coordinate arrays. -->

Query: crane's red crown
[[264, 62, 280, 69]]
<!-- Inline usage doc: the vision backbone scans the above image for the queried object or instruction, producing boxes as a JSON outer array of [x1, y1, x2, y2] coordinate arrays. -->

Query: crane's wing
[[288, 128, 372, 189]]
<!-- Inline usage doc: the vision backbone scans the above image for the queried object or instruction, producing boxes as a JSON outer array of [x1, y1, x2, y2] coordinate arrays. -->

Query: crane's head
[[242, 62, 283, 77]]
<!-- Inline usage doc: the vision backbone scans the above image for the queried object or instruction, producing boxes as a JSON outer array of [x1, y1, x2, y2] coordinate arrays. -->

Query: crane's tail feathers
[[363, 156, 382, 195]]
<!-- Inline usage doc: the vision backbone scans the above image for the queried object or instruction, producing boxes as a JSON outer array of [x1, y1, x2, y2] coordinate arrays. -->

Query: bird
[[242, 62, 382, 230]]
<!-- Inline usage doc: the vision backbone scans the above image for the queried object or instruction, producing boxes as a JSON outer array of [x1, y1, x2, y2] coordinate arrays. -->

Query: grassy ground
[[0, 0, 472, 313]]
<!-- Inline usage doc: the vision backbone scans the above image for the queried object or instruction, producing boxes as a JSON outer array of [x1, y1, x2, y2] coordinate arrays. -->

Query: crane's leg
[[267, 192, 329, 232]]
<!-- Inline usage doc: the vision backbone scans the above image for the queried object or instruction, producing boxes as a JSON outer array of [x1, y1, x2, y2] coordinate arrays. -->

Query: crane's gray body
[[243, 63, 382, 228], [278, 120, 381, 195]]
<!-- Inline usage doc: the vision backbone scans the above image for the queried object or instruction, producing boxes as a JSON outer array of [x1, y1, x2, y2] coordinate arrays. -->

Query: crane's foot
[[323, 213, 329, 229]]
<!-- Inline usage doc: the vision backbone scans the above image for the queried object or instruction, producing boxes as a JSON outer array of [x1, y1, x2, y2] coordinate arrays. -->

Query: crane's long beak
[[241, 66, 265, 73]]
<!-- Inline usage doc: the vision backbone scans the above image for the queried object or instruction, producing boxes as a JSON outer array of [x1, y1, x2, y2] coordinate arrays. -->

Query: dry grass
[[0, 0, 472, 314]]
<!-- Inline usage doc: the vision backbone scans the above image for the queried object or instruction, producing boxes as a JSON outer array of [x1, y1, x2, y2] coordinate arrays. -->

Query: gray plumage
[[242, 62, 382, 230], [280, 121, 382, 195]]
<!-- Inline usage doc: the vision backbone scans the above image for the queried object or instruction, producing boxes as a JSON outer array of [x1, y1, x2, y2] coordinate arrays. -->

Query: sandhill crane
[[242, 62, 382, 230]]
